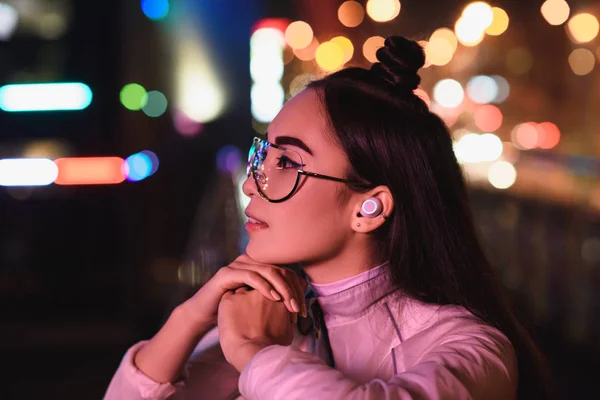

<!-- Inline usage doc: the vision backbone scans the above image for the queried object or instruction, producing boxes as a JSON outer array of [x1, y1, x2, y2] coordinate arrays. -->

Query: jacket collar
[[311, 263, 401, 327]]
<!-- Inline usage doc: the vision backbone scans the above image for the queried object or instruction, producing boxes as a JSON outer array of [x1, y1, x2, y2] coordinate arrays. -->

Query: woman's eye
[[276, 156, 302, 169]]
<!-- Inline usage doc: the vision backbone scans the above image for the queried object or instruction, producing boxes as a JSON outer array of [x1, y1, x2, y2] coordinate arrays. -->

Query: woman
[[105, 36, 550, 399]]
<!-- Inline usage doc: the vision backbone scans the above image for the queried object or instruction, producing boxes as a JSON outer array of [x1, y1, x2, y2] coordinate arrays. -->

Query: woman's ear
[[351, 186, 394, 233]]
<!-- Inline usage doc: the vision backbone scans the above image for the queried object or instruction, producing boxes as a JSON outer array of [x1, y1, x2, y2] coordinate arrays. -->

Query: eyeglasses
[[246, 136, 365, 203]]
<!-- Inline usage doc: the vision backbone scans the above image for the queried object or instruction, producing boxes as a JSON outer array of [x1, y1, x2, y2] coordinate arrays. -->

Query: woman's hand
[[178, 254, 307, 331], [218, 286, 295, 372]]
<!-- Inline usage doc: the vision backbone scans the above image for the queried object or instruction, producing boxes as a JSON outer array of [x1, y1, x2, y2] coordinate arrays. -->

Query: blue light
[[140, 150, 159, 176], [141, 0, 170, 21], [0, 83, 93, 112], [125, 153, 153, 182]]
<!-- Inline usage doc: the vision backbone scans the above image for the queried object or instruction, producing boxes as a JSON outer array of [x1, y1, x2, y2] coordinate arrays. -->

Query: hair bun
[[370, 36, 425, 92]]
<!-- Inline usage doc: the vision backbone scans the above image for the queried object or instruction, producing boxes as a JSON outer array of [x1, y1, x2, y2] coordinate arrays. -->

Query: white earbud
[[360, 197, 382, 218]]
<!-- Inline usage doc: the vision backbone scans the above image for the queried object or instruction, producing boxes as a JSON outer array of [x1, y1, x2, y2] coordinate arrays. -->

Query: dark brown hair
[[308, 36, 552, 399]]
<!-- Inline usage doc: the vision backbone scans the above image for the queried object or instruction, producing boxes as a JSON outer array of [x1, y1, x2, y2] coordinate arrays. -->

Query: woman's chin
[[245, 243, 299, 266]]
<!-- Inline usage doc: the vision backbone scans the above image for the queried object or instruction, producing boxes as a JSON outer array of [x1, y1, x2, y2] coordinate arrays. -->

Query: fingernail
[[270, 290, 281, 301], [290, 298, 300, 313], [302, 307, 307, 318]]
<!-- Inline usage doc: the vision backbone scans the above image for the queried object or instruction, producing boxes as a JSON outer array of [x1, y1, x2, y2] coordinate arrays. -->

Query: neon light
[[0, 158, 58, 186], [54, 157, 125, 185], [0, 83, 93, 112]]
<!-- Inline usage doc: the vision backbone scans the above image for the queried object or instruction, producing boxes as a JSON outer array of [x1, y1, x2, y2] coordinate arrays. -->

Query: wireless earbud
[[360, 197, 383, 218]]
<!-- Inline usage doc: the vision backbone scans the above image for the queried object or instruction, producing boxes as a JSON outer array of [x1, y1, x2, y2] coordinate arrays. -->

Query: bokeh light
[[425, 37, 454, 66], [250, 52, 284, 82], [54, 157, 126, 185], [506, 47, 533, 75], [488, 161, 516, 189], [251, 82, 285, 123], [216, 146, 243, 174], [38, 12, 68, 40], [124, 153, 153, 182], [120, 83, 148, 111], [290, 73, 316, 97], [566, 13, 599, 44], [362, 36, 385, 63], [491, 75, 510, 103], [462, 2, 494, 32], [142, 90, 168, 117], [140, 150, 159, 175], [433, 79, 464, 108], [285, 21, 313, 50], [366, 0, 401, 23], [454, 133, 503, 163], [0, 158, 58, 186], [541, 0, 570, 26], [486, 7, 509, 36], [294, 37, 319, 61], [22, 139, 73, 159], [0, 83, 93, 112], [430, 28, 458, 52], [474, 105, 503, 132], [536, 122, 561, 149], [0, 3, 18, 41], [141, 0, 169, 21], [568, 48, 596, 75], [330, 36, 354, 64], [511, 122, 538, 150], [173, 110, 204, 137], [338, 1, 365, 28], [316, 41, 345, 71], [467, 75, 498, 104], [455, 17, 485, 46]]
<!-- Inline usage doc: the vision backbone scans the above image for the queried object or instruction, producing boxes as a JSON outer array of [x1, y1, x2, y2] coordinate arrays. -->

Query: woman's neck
[[301, 244, 385, 284]]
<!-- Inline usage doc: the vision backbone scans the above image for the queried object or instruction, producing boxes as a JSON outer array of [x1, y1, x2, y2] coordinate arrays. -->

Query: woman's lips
[[245, 217, 269, 231]]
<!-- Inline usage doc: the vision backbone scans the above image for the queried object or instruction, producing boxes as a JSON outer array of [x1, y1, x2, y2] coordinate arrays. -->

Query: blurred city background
[[1, 0, 599, 398]]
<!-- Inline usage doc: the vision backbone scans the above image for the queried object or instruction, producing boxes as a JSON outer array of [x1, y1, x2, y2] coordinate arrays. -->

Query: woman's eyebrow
[[273, 135, 314, 156]]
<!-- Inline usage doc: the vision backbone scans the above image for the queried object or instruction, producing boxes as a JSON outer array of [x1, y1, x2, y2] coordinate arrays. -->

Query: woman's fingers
[[277, 269, 307, 318], [217, 267, 282, 303], [228, 263, 305, 316]]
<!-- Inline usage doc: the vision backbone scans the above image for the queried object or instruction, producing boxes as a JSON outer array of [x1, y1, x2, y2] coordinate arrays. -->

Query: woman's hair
[[307, 36, 552, 399]]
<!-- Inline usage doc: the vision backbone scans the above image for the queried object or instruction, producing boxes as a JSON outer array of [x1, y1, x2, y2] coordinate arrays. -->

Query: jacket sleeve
[[104, 327, 241, 400], [238, 325, 518, 400]]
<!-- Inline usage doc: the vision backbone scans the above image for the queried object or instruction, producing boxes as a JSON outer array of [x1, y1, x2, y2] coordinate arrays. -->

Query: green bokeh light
[[142, 90, 168, 117], [120, 83, 148, 111]]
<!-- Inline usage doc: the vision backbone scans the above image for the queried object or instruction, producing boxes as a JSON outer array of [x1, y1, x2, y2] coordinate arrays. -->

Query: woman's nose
[[242, 173, 257, 198]]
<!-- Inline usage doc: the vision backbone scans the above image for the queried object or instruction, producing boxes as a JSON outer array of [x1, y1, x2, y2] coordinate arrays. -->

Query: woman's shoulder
[[384, 293, 510, 347]]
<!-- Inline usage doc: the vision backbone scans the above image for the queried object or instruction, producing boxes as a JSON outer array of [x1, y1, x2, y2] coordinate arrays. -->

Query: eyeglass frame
[[247, 136, 371, 203]]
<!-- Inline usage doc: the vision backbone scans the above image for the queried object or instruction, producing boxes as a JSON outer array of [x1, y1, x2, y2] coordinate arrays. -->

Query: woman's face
[[243, 88, 356, 266]]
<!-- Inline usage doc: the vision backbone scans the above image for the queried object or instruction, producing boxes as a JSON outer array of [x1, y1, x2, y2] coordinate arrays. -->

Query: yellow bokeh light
[[430, 28, 458, 52], [425, 37, 454, 66], [540, 0, 570, 26], [366, 0, 401, 23], [362, 36, 385, 63], [285, 21, 314, 50], [316, 41, 345, 71], [567, 13, 600, 44], [338, 1, 365, 28], [486, 7, 509, 35], [330, 36, 354, 64], [568, 48, 596, 75], [455, 17, 485, 46], [294, 37, 319, 61], [461, 2, 494, 32], [506, 47, 533, 75]]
